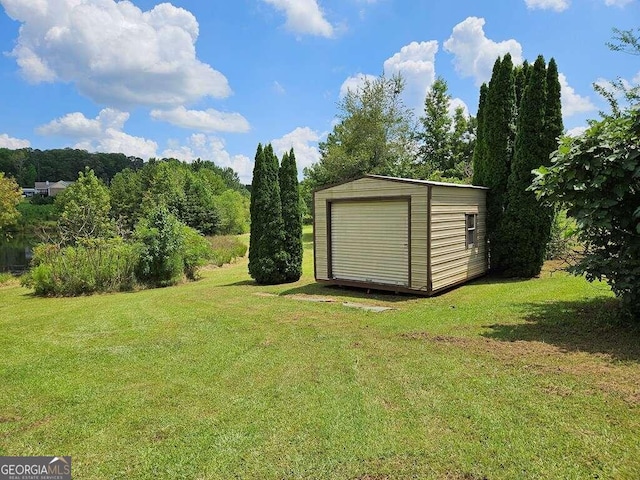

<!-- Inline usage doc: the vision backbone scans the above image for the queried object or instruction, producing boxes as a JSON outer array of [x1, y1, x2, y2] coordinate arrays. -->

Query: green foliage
[[544, 59, 564, 157], [501, 55, 550, 277], [0, 172, 22, 232], [304, 74, 416, 188], [135, 206, 186, 287], [21, 237, 140, 296], [482, 54, 517, 272], [417, 77, 453, 175], [181, 225, 212, 280], [214, 190, 250, 235], [0, 272, 13, 284], [110, 168, 143, 231], [546, 210, 578, 261], [0, 147, 142, 186], [16, 201, 58, 231], [417, 77, 475, 181], [29, 194, 55, 205], [248, 144, 288, 284], [141, 161, 186, 215], [181, 171, 220, 235], [449, 106, 476, 181], [475, 54, 562, 277], [472, 83, 489, 186], [514, 60, 530, 111], [54, 168, 115, 244], [110, 160, 247, 236], [207, 235, 248, 267], [532, 108, 640, 315], [279, 149, 303, 282]]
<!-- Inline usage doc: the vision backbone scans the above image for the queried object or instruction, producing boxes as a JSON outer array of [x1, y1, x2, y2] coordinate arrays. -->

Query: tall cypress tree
[[501, 55, 549, 277], [248, 143, 287, 284], [472, 83, 489, 186], [279, 148, 303, 282], [544, 58, 564, 159], [514, 60, 530, 112], [482, 54, 516, 272]]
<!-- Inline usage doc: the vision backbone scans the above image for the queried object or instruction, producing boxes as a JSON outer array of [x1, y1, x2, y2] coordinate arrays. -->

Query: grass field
[[1, 228, 639, 479]]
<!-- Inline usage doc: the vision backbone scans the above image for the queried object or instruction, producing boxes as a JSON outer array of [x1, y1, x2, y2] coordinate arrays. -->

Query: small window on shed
[[466, 214, 477, 248]]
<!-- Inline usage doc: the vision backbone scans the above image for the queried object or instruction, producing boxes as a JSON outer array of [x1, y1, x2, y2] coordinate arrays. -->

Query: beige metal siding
[[314, 177, 429, 291], [430, 185, 487, 292], [331, 200, 409, 286]]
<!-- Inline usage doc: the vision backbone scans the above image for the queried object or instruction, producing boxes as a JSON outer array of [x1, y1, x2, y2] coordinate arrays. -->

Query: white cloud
[[339, 73, 377, 97], [162, 134, 253, 183], [1, 0, 231, 107], [38, 109, 157, 159], [559, 73, 596, 117], [605, 0, 633, 6], [525, 0, 570, 12], [273, 81, 286, 95], [262, 0, 334, 37], [383, 41, 439, 109], [339, 41, 438, 112], [150, 107, 250, 133], [566, 126, 587, 137], [271, 127, 322, 176], [444, 16, 523, 86], [449, 97, 470, 118], [0, 134, 30, 149]]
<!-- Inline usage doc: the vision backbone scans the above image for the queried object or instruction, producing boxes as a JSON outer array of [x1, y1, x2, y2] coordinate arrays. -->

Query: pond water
[[0, 235, 37, 273]]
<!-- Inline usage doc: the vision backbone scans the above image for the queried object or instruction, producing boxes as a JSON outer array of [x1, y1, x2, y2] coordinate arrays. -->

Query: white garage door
[[331, 200, 409, 287]]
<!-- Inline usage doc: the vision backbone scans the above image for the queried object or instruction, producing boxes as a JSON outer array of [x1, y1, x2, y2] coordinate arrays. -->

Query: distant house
[[34, 180, 73, 197]]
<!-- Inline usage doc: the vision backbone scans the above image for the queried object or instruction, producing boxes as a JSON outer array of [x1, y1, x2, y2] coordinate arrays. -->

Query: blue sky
[[0, 0, 637, 182]]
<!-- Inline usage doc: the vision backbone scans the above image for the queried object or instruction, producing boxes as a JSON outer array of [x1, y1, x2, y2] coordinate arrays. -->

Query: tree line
[[20, 158, 250, 295], [0, 147, 246, 192]]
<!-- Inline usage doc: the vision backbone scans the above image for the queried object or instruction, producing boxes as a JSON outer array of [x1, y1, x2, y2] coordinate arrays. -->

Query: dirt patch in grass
[[401, 332, 640, 405], [253, 292, 396, 312]]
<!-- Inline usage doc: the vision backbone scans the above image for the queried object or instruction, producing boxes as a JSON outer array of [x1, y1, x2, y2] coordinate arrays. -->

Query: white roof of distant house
[[34, 180, 73, 188]]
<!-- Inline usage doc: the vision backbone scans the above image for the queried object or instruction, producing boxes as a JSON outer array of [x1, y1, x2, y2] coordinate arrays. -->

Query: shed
[[313, 175, 488, 295]]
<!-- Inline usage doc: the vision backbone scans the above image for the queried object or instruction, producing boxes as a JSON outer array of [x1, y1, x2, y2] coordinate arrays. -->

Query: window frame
[[465, 213, 478, 249]]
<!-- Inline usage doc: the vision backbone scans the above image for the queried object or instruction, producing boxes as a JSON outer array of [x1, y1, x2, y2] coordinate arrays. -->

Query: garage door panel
[[331, 200, 409, 287]]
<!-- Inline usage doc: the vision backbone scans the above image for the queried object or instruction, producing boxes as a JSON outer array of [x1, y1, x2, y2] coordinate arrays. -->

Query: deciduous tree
[[304, 74, 416, 188], [0, 172, 21, 232]]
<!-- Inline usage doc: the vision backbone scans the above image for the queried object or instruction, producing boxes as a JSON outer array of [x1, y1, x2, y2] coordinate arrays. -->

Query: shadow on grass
[[278, 283, 416, 303], [302, 231, 313, 243], [483, 297, 640, 362]]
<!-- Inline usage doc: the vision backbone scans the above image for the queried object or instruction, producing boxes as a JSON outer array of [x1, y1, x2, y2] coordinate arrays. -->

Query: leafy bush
[[30, 194, 55, 205], [21, 238, 140, 296], [208, 235, 247, 267], [532, 108, 640, 315], [55, 168, 115, 243], [134, 206, 185, 287], [182, 225, 212, 280], [16, 202, 58, 230], [214, 190, 250, 235]]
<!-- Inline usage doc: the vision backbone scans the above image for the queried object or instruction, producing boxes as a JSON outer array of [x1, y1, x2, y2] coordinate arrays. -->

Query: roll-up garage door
[[330, 199, 409, 287]]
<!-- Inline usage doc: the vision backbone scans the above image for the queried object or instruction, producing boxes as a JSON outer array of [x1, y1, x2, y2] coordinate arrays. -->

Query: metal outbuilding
[[313, 175, 488, 295]]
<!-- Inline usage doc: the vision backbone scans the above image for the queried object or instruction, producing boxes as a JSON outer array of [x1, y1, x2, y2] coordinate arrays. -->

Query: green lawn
[[1, 228, 639, 479]]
